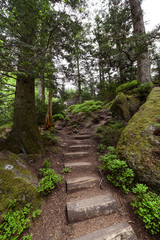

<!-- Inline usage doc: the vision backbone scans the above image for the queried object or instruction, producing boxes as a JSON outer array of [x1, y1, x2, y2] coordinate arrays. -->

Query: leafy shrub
[[53, 113, 65, 121], [38, 160, 62, 195], [53, 111, 69, 122], [95, 120, 125, 146], [52, 99, 66, 115], [99, 147, 134, 193], [68, 100, 104, 115], [42, 129, 58, 145], [97, 144, 107, 153], [62, 167, 69, 174], [131, 184, 160, 234], [0, 200, 39, 240], [116, 80, 138, 93]]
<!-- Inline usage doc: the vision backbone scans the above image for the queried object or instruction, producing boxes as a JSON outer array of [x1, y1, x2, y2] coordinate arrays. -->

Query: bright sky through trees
[[88, 0, 160, 32], [142, 0, 160, 32]]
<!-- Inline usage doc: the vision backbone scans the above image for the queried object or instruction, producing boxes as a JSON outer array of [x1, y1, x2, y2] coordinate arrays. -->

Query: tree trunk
[[6, 75, 44, 154], [38, 74, 45, 104], [129, 0, 152, 83], [157, 59, 160, 82], [77, 54, 82, 103], [44, 90, 53, 129]]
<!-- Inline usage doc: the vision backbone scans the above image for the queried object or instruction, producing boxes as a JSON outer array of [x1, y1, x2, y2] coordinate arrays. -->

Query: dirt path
[[28, 125, 159, 240]]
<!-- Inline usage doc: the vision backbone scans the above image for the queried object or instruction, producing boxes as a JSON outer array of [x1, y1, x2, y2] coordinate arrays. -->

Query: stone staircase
[[64, 132, 138, 240]]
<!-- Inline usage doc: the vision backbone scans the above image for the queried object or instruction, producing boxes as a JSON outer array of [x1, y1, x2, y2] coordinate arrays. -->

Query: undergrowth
[[42, 128, 58, 146], [95, 120, 125, 147], [68, 100, 104, 115], [99, 146, 160, 235], [53, 111, 69, 122], [37, 160, 62, 195], [0, 200, 41, 240], [131, 184, 160, 234], [116, 80, 138, 93], [99, 146, 134, 193], [116, 80, 152, 95]]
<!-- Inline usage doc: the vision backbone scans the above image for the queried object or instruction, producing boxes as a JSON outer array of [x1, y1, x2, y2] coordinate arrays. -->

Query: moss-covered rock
[[116, 87, 160, 190], [0, 151, 42, 213], [110, 92, 141, 121], [110, 92, 131, 121], [127, 95, 141, 115]]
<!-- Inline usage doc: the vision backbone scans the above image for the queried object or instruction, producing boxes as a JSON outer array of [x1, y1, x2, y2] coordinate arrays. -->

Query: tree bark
[[5, 1, 44, 154], [44, 90, 53, 129], [38, 74, 45, 104], [129, 0, 152, 83], [77, 54, 82, 103], [6, 75, 44, 154]]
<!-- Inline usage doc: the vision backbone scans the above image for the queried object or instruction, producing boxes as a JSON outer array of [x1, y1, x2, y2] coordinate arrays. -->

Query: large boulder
[[0, 151, 41, 213], [110, 92, 141, 121], [116, 87, 160, 190]]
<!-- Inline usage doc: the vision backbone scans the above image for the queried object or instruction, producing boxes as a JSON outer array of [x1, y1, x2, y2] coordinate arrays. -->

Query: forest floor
[[26, 124, 160, 240]]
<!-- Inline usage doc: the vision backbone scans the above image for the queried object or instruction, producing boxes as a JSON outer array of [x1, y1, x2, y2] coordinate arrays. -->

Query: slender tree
[[129, 0, 152, 83]]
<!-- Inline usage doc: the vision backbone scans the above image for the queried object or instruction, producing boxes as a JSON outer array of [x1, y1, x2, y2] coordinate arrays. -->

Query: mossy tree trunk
[[129, 0, 151, 84], [6, 74, 44, 154], [44, 90, 53, 129]]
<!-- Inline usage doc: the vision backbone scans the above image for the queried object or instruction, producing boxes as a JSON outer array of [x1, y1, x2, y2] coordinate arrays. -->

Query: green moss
[[95, 120, 125, 147], [0, 122, 13, 138], [0, 152, 42, 213], [68, 100, 104, 115], [133, 82, 153, 95], [116, 87, 160, 190], [116, 80, 139, 93], [110, 92, 131, 121]]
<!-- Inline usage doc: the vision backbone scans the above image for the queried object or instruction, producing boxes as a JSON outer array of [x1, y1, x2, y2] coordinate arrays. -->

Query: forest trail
[[29, 122, 157, 240], [63, 129, 137, 240]]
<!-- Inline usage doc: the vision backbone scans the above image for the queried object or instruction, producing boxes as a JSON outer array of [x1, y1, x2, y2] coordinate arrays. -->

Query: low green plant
[[0, 200, 31, 240], [99, 147, 134, 193], [95, 120, 125, 146], [97, 144, 107, 153], [62, 167, 69, 174], [32, 209, 42, 221], [68, 100, 104, 115], [43, 159, 52, 169], [53, 111, 69, 122], [131, 184, 160, 234], [116, 80, 138, 93], [38, 160, 62, 195], [42, 130, 58, 145], [22, 235, 33, 240]]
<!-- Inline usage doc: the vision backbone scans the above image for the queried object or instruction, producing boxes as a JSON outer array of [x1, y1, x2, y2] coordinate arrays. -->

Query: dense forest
[[0, 0, 159, 153], [0, 0, 160, 239]]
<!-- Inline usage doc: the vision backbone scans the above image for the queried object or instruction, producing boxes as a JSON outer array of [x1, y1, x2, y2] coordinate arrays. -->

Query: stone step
[[67, 193, 117, 223], [66, 176, 99, 192], [64, 152, 89, 160], [73, 222, 137, 240], [68, 145, 91, 152], [75, 135, 91, 140], [79, 132, 92, 135], [68, 140, 91, 145], [64, 162, 92, 170]]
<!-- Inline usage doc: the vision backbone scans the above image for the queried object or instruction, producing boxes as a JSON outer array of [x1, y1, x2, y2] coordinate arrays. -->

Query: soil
[[25, 125, 160, 240]]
